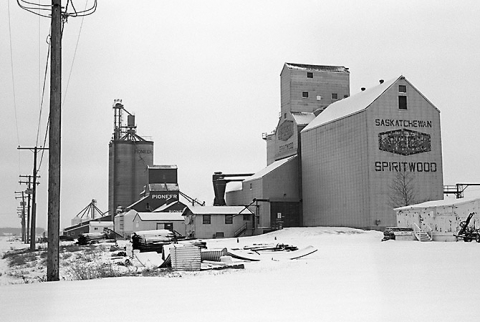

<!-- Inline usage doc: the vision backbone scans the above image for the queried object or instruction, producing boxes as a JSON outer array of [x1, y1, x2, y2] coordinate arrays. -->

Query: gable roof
[[394, 197, 480, 211], [134, 212, 184, 221], [127, 195, 148, 209], [186, 206, 253, 215], [153, 200, 186, 212], [244, 155, 297, 182], [302, 76, 400, 132], [292, 112, 316, 126]]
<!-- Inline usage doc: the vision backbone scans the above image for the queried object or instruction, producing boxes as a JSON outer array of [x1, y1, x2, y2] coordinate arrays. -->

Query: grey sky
[[1, 0, 479, 229]]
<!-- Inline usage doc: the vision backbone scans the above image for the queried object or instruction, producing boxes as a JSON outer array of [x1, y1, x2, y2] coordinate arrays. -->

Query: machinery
[[212, 172, 254, 206], [454, 212, 479, 242]]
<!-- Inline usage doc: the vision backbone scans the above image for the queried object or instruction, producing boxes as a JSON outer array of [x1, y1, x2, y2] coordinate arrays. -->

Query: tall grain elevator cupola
[[108, 99, 154, 215]]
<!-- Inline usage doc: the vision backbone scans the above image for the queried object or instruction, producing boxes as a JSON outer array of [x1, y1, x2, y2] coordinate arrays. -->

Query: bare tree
[[388, 171, 417, 208]]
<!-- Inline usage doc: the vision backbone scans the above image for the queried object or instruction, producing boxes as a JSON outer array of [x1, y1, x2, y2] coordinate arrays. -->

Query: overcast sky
[[1, 0, 479, 230]]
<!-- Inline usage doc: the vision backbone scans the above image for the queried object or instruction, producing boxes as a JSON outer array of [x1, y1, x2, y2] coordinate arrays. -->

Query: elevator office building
[[227, 63, 443, 230]]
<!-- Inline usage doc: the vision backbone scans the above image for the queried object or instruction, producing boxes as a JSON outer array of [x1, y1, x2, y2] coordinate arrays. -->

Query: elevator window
[[399, 96, 407, 110]]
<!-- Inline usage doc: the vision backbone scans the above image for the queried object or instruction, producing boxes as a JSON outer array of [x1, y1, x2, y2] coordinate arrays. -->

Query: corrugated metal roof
[[285, 63, 349, 73], [292, 112, 316, 126], [395, 197, 480, 211], [127, 195, 148, 208], [153, 200, 185, 212], [135, 212, 184, 221], [302, 76, 400, 133], [187, 206, 253, 215], [244, 155, 297, 182]]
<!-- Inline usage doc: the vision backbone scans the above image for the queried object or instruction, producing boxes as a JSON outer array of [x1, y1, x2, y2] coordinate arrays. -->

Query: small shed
[[115, 209, 137, 237], [183, 205, 254, 239], [394, 197, 480, 241], [132, 211, 186, 236], [63, 215, 112, 239], [89, 221, 113, 233]]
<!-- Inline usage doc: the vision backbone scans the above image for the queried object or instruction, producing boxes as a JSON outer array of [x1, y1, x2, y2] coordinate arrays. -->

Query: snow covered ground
[[1, 227, 479, 321]]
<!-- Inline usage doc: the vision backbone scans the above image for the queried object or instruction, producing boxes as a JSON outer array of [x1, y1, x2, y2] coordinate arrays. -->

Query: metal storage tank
[[109, 140, 153, 214]]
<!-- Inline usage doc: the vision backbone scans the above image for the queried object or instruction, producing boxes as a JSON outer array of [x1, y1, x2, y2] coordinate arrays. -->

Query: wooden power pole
[[14, 191, 26, 242], [18, 152, 45, 250], [47, 0, 62, 282], [17, 0, 97, 282]]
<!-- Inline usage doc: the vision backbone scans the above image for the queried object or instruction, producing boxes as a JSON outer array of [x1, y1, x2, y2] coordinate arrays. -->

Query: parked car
[[382, 227, 414, 241]]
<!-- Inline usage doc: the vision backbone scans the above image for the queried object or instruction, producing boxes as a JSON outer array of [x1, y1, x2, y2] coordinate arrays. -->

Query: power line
[[37, 117, 50, 171], [35, 34, 51, 148], [8, 0, 21, 174], [63, 1, 89, 107], [38, 1, 89, 170], [17, 0, 98, 18]]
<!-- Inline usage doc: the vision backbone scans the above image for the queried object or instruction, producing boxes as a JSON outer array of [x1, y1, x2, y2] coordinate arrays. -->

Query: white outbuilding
[[394, 197, 480, 241], [132, 211, 186, 236]]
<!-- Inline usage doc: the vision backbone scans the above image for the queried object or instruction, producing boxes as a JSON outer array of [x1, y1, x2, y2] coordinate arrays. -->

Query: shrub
[[6, 251, 38, 268], [65, 261, 125, 280], [61, 244, 82, 253], [8, 255, 27, 267]]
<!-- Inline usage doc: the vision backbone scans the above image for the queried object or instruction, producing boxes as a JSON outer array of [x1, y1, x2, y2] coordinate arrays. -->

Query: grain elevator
[[108, 100, 154, 215]]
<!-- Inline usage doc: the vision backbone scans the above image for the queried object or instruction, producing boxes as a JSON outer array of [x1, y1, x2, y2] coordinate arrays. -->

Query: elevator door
[[270, 202, 300, 228]]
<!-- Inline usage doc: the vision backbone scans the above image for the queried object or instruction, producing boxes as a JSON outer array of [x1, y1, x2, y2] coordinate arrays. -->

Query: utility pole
[[18, 176, 32, 244], [26, 180, 31, 244], [17, 0, 97, 282], [18, 148, 46, 250], [47, 0, 62, 281], [14, 191, 26, 242], [19, 177, 32, 244], [19, 175, 40, 245]]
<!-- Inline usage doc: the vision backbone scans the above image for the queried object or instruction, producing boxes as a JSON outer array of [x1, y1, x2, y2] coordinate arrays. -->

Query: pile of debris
[[109, 229, 318, 272], [227, 243, 317, 261], [77, 232, 115, 245]]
